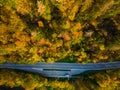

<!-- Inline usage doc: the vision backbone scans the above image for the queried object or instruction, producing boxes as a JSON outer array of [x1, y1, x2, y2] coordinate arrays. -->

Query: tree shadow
[[0, 85, 24, 90], [97, 18, 118, 44]]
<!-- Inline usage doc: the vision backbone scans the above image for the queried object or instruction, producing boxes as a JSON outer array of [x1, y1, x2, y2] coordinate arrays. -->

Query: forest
[[0, 0, 120, 89]]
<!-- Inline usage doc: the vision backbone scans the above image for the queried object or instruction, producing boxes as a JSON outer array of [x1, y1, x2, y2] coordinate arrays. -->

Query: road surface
[[0, 61, 120, 78]]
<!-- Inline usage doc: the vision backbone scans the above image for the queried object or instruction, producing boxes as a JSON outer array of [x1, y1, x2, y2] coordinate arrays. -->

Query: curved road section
[[0, 61, 120, 78]]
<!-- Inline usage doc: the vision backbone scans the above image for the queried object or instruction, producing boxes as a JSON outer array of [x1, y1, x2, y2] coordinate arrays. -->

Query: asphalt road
[[0, 61, 120, 78]]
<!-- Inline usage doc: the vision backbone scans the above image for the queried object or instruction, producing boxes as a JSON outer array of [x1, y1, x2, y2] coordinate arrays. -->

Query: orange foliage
[[37, 38, 46, 46], [15, 41, 26, 47], [38, 21, 44, 27]]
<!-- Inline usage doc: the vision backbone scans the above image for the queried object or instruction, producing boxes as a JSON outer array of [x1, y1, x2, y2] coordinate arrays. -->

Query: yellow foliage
[[29, 47, 38, 54], [4, 45, 16, 52], [0, 56, 6, 63], [37, 1, 46, 15], [71, 22, 82, 31], [68, 3, 80, 21], [61, 20, 71, 29], [0, 15, 8, 23], [15, 78, 22, 85], [7, 81, 15, 88], [51, 80, 74, 89], [47, 58, 55, 63], [81, 51, 87, 58], [94, 0, 114, 19], [93, 59, 99, 63], [81, 0, 93, 12], [37, 0, 51, 20], [51, 0, 75, 12], [99, 44, 105, 51], [14, 0, 33, 15], [32, 54, 41, 62]]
